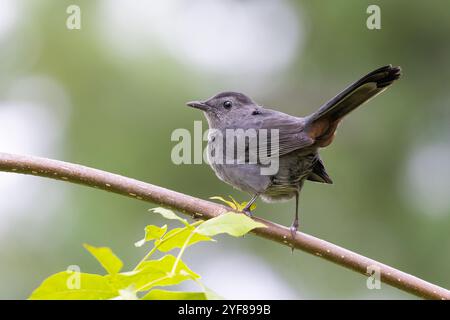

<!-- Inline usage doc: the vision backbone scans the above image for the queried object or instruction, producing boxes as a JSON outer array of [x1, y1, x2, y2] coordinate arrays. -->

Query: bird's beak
[[186, 100, 209, 111]]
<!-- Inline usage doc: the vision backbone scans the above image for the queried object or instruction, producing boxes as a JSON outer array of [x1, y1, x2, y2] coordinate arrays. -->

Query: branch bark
[[0, 152, 448, 300]]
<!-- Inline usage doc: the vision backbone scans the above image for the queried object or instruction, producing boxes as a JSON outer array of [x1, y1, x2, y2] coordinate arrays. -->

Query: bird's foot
[[289, 223, 299, 254], [242, 208, 253, 217], [289, 221, 299, 239]]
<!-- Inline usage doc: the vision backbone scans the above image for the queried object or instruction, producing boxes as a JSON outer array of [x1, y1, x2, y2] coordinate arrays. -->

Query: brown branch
[[0, 152, 448, 300]]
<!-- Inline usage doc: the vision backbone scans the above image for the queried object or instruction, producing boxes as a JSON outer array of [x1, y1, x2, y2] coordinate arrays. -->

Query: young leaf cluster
[[29, 207, 265, 300]]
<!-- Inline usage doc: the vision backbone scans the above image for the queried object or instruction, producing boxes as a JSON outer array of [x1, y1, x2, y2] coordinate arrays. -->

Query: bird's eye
[[223, 101, 232, 109]]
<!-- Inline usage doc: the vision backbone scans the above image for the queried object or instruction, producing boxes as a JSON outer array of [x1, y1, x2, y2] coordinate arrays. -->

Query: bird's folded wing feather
[[238, 109, 314, 159]]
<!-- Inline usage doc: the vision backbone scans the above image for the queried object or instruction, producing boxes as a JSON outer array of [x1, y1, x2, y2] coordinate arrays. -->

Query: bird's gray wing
[[241, 108, 314, 158]]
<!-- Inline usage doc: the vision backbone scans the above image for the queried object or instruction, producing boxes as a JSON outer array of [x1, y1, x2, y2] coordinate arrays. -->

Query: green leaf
[[83, 244, 123, 275], [195, 212, 266, 237], [112, 255, 199, 291], [240, 201, 257, 211], [210, 195, 256, 211], [229, 196, 241, 209], [156, 227, 213, 252], [203, 286, 223, 300], [29, 271, 117, 300], [142, 289, 206, 300], [135, 225, 167, 247], [145, 225, 167, 240], [150, 207, 189, 226], [209, 196, 238, 210], [116, 288, 139, 300]]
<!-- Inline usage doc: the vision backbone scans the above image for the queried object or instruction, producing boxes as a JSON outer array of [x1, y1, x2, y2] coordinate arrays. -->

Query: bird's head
[[186, 91, 257, 128]]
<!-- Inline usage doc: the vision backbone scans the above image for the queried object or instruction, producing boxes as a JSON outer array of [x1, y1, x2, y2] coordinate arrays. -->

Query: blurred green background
[[0, 0, 449, 299]]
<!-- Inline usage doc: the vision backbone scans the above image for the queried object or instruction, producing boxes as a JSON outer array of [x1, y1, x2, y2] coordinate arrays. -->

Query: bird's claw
[[242, 208, 253, 217], [289, 222, 299, 239], [289, 224, 299, 253]]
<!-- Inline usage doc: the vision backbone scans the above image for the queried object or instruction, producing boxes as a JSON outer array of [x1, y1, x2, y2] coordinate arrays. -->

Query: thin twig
[[0, 152, 448, 300]]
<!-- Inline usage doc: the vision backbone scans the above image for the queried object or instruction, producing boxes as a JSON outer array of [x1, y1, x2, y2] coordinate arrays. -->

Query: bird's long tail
[[306, 65, 401, 147]]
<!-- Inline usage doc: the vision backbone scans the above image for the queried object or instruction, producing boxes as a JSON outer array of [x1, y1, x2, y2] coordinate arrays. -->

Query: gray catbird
[[187, 65, 401, 236]]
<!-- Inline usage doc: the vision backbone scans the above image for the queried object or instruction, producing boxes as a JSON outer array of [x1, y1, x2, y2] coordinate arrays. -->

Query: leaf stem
[[170, 230, 195, 275], [136, 275, 171, 292]]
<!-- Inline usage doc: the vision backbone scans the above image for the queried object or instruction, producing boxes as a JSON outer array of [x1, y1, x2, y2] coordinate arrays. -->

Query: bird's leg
[[242, 194, 259, 217], [290, 191, 299, 239]]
